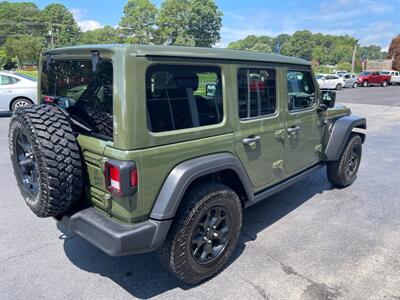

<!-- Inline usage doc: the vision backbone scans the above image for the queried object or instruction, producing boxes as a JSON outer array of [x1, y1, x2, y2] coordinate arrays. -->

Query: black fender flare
[[324, 115, 366, 161], [149, 153, 254, 220]]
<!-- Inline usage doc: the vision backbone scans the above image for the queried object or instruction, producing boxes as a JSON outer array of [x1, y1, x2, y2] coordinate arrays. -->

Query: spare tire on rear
[[9, 104, 83, 217]]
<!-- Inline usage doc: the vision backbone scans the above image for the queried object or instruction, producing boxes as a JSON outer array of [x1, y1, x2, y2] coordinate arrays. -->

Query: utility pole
[[351, 39, 358, 74]]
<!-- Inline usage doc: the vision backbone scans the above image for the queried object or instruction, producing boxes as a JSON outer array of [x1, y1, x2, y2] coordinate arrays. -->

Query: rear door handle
[[242, 135, 261, 145], [287, 126, 300, 134]]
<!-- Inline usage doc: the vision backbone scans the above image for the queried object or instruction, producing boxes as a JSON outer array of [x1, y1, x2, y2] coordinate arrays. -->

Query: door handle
[[287, 126, 300, 134], [242, 135, 261, 145]]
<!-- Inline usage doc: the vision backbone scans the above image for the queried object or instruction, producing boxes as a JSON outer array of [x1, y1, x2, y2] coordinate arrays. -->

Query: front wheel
[[336, 83, 342, 90], [363, 81, 368, 87], [381, 80, 388, 87], [327, 133, 362, 187], [11, 98, 33, 111], [157, 182, 242, 284], [352, 82, 358, 88]]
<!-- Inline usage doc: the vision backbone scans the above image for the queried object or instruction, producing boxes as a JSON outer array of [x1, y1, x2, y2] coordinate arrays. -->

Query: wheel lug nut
[[207, 240, 212, 244], [213, 233, 218, 237], [213, 225, 216, 229], [203, 236, 207, 240]]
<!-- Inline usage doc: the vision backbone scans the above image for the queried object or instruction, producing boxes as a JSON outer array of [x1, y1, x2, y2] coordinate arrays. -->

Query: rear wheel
[[352, 82, 357, 88], [382, 80, 388, 87], [336, 83, 342, 90], [157, 182, 242, 284], [362, 81, 368, 87], [11, 98, 33, 111], [9, 104, 83, 217], [327, 133, 362, 187]]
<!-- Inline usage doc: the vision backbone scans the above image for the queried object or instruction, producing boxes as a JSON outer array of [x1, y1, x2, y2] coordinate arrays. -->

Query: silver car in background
[[0, 72, 37, 111], [341, 73, 358, 88]]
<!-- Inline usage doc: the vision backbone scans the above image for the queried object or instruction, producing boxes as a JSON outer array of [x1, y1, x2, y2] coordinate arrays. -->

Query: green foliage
[[186, 0, 222, 47], [119, 0, 157, 44], [388, 34, 400, 70], [156, 0, 191, 45], [5, 35, 44, 67], [42, 4, 80, 47], [80, 26, 123, 44], [283, 30, 315, 61], [336, 62, 352, 72], [0, 2, 44, 45], [228, 35, 272, 52], [0, 47, 7, 68]]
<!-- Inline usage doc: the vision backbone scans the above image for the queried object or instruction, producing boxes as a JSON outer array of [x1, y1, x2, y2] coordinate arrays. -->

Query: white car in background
[[0, 71, 37, 111], [380, 70, 400, 85], [316, 74, 346, 90]]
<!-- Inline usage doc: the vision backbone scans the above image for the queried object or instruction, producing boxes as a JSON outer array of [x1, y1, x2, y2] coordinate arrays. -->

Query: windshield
[[41, 59, 113, 139], [316, 74, 324, 79], [380, 71, 390, 75]]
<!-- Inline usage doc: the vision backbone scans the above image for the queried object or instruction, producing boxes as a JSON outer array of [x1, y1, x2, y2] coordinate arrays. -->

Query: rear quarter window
[[146, 65, 223, 133]]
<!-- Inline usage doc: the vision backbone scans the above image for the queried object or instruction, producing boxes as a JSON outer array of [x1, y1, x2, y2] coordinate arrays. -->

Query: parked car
[[316, 74, 346, 90], [341, 73, 358, 88], [357, 71, 391, 87], [0, 71, 37, 111], [9, 45, 366, 284], [332, 70, 349, 77], [379, 70, 400, 85]]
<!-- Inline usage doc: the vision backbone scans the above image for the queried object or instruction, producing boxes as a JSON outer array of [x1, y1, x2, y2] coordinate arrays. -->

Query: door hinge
[[274, 129, 286, 141], [314, 144, 322, 153], [272, 160, 284, 170]]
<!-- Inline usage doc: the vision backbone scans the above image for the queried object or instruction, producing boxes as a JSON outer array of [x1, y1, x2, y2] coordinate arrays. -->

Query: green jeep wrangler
[[9, 45, 366, 284]]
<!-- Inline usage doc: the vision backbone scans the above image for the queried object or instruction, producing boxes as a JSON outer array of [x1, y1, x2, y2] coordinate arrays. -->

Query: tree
[[336, 62, 352, 72], [283, 30, 315, 61], [388, 34, 400, 71], [228, 35, 273, 52], [4, 35, 44, 67], [41, 4, 80, 47], [272, 33, 291, 53], [80, 26, 124, 44], [156, 0, 192, 45], [0, 2, 44, 45], [119, 0, 157, 44], [186, 0, 222, 47]]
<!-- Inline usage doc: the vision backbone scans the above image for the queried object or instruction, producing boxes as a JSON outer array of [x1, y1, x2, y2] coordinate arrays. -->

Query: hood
[[326, 103, 351, 120]]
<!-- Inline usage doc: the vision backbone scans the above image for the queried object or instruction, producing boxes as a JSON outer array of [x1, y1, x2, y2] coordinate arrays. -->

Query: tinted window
[[41, 60, 113, 139], [238, 68, 276, 119], [146, 65, 223, 132], [287, 71, 316, 111], [0, 75, 19, 85]]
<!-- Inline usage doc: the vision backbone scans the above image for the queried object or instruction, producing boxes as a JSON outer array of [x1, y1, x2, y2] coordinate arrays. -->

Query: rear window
[[41, 59, 113, 139], [146, 65, 223, 133]]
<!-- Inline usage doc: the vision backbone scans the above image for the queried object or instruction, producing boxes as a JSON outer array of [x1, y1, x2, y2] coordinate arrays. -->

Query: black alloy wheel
[[191, 206, 231, 264], [15, 132, 39, 195]]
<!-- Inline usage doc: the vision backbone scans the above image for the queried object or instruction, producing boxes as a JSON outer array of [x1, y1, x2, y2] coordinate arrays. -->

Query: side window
[[238, 68, 276, 119], [146, 65, 223, 133], [287, 70, 316, 111], [0, 75, 18, 85]]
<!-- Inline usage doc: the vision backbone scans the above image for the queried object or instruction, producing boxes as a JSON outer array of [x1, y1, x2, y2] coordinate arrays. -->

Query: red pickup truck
[[357, 71, 391, 87]]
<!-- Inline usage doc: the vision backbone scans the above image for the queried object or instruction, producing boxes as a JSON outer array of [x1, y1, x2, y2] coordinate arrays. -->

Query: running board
[[245, 163, 326, 208]]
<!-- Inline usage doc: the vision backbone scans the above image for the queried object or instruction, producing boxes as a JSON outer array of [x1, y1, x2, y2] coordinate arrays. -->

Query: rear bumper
[[58, 207, 172, 256]]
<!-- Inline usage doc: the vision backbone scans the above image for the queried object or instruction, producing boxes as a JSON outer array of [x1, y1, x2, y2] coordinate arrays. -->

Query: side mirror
[[206, 83, 217, 97], [321, 90, 336, 108]]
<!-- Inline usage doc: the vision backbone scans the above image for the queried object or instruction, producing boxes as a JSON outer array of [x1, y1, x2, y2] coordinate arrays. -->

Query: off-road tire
[[9, 104, 83, 217], [336, 83, 342, 90], [327, 133, 362, 187], [157, 182, 242, 284]]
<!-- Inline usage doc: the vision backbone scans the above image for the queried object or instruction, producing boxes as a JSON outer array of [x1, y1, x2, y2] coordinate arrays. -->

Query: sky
[[14, 0, 400, 50]]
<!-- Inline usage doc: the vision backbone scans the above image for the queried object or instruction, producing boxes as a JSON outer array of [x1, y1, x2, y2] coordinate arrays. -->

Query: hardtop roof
[[43, 44, 310, 66]]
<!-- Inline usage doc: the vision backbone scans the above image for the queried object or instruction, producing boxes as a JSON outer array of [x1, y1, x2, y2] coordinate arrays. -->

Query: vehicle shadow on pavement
[[60, 167, 331, 299]]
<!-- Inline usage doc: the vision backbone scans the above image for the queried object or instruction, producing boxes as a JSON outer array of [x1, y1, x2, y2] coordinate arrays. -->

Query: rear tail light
[[105, 160, 137, 197], [42, 95, 58, 103]]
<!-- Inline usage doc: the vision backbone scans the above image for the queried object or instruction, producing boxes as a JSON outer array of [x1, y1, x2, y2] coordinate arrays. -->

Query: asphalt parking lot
[[0, 86, 399, 299]]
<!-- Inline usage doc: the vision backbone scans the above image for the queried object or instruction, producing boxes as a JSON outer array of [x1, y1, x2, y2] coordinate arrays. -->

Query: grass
[[15, 70, 38, 80]]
